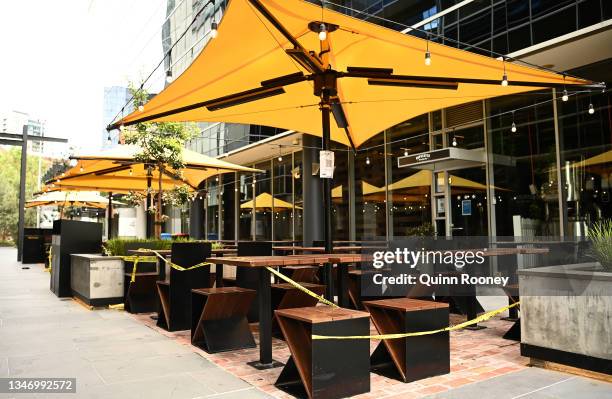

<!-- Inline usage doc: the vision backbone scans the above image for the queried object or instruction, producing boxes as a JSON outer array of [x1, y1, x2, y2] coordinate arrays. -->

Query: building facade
[[163, 0, 612, 242], [102, 86, 132, 148]]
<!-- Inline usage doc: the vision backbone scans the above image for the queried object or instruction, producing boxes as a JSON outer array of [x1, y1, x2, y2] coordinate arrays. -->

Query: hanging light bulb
[[365, 156, 370, 165], [403, 149, 409, 157], [318, 23, 327, 41], [588, 103, 595, 114], [138, 105, 144, 112], [129, 169, 133, 176], [79, 164, 84, 173], [278, 155, 283, 162], [562, 89, 569, 102], [119, 124, 125, 132], [277, 145, 283, 162], [501, 73, 508, 86], [452, 136, 457, 147], [165, 70, 173, 84], [511, 122, 517, 133], [107, 132, 112, 142], [210, 22, 218, 38], [424, 50, 431, 66]]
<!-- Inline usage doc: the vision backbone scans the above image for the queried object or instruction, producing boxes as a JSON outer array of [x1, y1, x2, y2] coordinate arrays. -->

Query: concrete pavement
[[0, 247, 271, 399]]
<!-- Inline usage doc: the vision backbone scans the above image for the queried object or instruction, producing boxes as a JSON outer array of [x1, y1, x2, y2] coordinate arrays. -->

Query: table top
[[363, 298, 449, 312], [192, 286, 255, 295], [207, 254, 370, 267], [275, 306, 370, 323], [273, 245, 387, 253]]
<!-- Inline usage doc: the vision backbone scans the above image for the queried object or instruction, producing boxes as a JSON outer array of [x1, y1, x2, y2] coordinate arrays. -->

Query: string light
[[501, 58, 508, 86], [80, 164, 84, 173], [165, 70, 173, 84], [318, 23, 327, 41], [211, 22, 218, 38], [424, 36, 431, 66], [107, 132, 112, 142], [562, 89, 569, 102], [277, 145, 283, 162], [138, 105, 144, 112], [129, 169, 133, 176], [404, 149, 409, 157], [365, 156, 370, 165], [588, 103, 595, 114], [511, 111, 517, 133], [452, 135, 457, 147]]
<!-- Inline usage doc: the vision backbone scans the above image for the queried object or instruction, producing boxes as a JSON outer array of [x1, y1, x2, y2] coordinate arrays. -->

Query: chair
[[191, 287, 257, 353], [156, 242, 212, 331]]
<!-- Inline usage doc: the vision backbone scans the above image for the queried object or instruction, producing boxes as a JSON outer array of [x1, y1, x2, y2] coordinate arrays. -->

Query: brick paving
[[133, 311, 527, 398]]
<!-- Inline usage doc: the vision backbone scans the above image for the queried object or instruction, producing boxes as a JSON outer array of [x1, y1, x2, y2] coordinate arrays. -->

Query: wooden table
[[206, 254, 367, 369], [274, 245, 388, 253]]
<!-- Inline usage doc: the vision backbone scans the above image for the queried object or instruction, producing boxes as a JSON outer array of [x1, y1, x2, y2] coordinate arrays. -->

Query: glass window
[[559, 90, 612, 237], [460, 9, 492, 46], [489, 91, 560, 236], [578, 0, 602, 29], [508, 25, 531, 53], [273, 154, 293, 241], [254, 161, 272, 240], [206, 178, 219, 240], [387, 114, 433, 238], [532, 7, 576, 45], [332, 148, 350, 241], [355, 134, 386, 240], [506, 0, 530, 28], [239, 173, 254, 240]]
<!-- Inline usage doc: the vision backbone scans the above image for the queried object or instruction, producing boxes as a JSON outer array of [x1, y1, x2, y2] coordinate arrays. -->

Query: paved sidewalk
[[0, 247, 271, 399]]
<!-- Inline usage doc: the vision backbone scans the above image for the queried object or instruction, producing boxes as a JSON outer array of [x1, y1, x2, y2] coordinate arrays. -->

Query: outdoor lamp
[[424, 50, 431, 66], [138, 105, 144, 112], [165, 70, 173, 84], [588, 103, 595, 114], [562, 89, 569, 101], [318, 23, 327, 41], [511, 122, 517, 133], [501, 73, 508, 86], [365, 156, 370, 165], [211, 22, 218, 38]]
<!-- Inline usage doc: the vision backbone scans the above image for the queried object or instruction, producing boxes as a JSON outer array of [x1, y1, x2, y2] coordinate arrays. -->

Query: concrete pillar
[[302, 135, 323, 246], [189, 195, 205, 240]]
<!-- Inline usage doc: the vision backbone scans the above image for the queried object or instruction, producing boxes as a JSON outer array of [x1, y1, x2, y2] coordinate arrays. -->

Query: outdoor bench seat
[[363, 298, 450, 383], [191, 286, 257, 353], [275, 306, 371, 399], [270, 282, 326, 338]]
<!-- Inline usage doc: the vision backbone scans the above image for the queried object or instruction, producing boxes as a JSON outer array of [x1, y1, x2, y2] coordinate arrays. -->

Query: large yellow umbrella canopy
[[241, 192, 301, 210], [26, 191, 120, 209], [110, 0, 599, 148], [46, 144, 262, 193]]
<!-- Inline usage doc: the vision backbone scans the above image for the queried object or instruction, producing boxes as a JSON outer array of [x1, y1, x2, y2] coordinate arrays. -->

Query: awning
[[109, 0, 599, 149], [26, 191, 121, 208], [46, 144, 262, 193]]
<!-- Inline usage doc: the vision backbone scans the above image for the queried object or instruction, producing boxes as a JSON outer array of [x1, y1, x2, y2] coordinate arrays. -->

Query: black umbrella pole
[[321, 99, 334, 301]]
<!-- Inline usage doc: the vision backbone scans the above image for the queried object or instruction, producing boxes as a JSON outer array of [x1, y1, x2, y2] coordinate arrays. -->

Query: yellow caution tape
[[120, 255, 157, 283], [139, 249, 212, 272], [266, 266, 339, 308], [312, 301, 520, 340]]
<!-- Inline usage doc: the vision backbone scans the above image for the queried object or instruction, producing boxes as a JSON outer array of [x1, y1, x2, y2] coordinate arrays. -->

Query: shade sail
[[46, 144, 261, 193], [110, 0, 599, 148], [26, 191, 120, 209], [240, 192, 301, 210]]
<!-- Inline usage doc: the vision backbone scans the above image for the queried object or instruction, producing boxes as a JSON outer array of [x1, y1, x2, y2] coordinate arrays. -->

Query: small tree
[[123, 82, 198, 237]]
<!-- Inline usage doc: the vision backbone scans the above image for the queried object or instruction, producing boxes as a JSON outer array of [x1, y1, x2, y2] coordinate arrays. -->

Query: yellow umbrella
[[376, 170, 509, 193], [26, 191, 121, 209], [574, 149, 612, 168], [45, 144, 262, 193], [109, 0, 599, 149], [241, 192, 301, 210]]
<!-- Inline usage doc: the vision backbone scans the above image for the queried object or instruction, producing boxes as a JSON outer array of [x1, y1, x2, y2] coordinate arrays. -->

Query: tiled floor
[[134, 308, 528, 398]]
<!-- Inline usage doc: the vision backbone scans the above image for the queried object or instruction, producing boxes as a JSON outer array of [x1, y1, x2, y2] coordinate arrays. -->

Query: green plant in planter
[[589, 219, 612, 272], [103, 237, 223, 256]]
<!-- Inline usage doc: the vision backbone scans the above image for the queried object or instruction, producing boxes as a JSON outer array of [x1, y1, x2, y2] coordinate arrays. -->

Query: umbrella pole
[[108, 192, 113, 239], [146, 174, 152, 238], [321, 95, 334, 301]]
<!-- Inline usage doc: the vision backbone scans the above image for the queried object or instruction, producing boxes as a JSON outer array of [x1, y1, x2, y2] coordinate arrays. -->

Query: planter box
[[518, 263, 612, 374], [71, 254, 124, 306]]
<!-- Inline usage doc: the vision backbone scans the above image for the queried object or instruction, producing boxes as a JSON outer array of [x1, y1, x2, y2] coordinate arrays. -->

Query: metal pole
[[17, 124, 28, 261], [321, 94, 333, 300], [146, 174, 152, 238], [108, 192, 113, 239]]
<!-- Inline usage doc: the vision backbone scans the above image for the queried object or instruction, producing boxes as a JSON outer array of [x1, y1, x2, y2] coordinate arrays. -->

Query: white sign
[[319, 150, 335, 179]]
